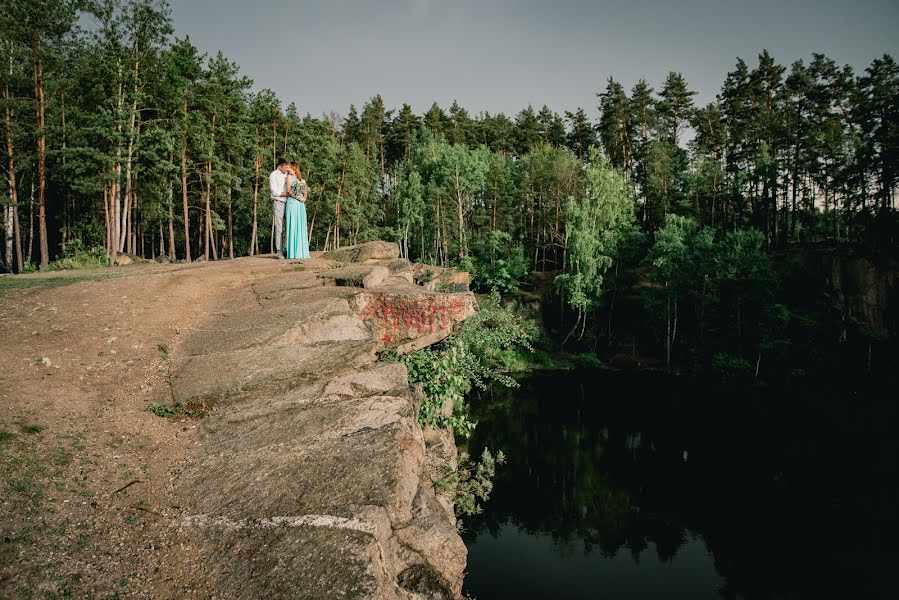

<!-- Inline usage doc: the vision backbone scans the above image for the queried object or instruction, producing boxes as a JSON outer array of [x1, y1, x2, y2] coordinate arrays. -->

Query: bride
[[285, 162, 310, 259]]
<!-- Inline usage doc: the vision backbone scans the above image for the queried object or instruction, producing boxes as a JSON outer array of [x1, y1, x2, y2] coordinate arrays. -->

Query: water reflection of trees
[[464, 372, 899, 599], [465, 386, 695, 565]]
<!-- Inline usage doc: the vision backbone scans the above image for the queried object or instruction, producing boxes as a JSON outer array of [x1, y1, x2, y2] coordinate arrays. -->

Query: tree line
[[1, 0, 896, 278]]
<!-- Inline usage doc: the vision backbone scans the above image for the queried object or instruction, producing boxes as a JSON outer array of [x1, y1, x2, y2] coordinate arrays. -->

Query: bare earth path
[[1, 244, 474, 599]]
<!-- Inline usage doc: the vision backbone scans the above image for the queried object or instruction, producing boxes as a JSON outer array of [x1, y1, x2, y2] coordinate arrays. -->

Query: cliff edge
[[0, 242, 473, 599]]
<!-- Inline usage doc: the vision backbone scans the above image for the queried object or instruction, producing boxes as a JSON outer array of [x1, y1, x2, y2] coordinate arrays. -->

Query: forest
[[2, 0, 897, 379]]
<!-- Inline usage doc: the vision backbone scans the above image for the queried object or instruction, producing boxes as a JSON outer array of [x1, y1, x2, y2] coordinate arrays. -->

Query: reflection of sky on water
[[466, 524, 723, 600]]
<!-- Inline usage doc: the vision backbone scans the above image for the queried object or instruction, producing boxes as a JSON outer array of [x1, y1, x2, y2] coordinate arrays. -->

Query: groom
[[269, 157, 291, 257]]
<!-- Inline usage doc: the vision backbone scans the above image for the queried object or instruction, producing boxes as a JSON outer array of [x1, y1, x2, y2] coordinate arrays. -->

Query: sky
[[166, 0, 899, 120]]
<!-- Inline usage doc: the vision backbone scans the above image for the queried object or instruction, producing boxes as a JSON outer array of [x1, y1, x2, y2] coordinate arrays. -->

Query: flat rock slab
[[322, 241, 401, 263], [166, 249, 473, 598]]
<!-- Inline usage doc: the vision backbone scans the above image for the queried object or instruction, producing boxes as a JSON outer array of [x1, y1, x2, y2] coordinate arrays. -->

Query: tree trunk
[[131, 121, 142, 255], [181, 134, 191, 262], [33, 52, 49, 267], [103, 184, 110, 255], [60, 91, 67, 253], [204, 158, 213, 260], [3, 54, 23, 272], [26, 178, 34, 264], [121, 112, 139, 254], [4, 204, 12, 272], [455, 166, 466, 258], [204, 111, 217, 260], [167, 151, 176, 259], [250, 137, 259, 255], [227, 153, 234, 259], [110, 60, 124, 259]]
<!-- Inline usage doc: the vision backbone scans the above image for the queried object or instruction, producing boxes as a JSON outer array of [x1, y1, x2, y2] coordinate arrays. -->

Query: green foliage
[[458, 231, 529, 293], [146, 403, 175, 418], [555, 149, 636, 316], [712, 353, 753, 379], [642, 216, 780, 373], [446, 448, 506, 527], [146, 399, 208, 418], [403, 345, 473, 436], [44, 240, 108, 271], [401, 293, 536, 437]]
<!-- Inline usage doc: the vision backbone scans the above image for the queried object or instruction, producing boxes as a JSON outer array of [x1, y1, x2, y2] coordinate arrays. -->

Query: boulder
[[111, 253, 132, 267], [322, 241, 400, 263], [412, 263, 470, 293]]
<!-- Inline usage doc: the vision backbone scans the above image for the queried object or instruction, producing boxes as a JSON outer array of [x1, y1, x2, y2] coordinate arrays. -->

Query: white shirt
[[269, 169, 287, 202]]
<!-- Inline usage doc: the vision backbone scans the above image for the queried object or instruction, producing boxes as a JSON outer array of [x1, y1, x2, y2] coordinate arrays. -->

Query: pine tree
[[597, 78, 632, 171], [423, 102, 449, 135], [448, 100, 476, 147], [657, 72, 697, 147], [7, 0, 79, 266], [513, 105, 540, 157], [564, 107, 596, 160], [537, 105, 566, 147]]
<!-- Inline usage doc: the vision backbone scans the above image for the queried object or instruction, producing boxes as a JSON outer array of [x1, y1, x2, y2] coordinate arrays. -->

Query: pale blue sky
[[168, 0, 898, 119]]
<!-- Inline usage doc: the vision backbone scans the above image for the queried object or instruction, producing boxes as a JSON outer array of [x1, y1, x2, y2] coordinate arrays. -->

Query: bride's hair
[[290, 162, 302, 179]]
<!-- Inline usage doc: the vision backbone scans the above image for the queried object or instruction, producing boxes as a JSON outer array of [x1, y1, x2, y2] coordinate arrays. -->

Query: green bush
[[712, 352, 752, 379], [457, 231, 529, 294], [399, 293, 536, 437], [45, 239, 107, 271]]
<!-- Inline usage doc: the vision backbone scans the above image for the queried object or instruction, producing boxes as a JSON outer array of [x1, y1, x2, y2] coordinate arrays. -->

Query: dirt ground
[[0, 257, 294, 599]]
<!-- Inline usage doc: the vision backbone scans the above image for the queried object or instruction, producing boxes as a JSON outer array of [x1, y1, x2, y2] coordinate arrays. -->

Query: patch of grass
[[157, 343, 170, 361], [71, 435, 85, 452], [53, 447, 73, 467], [0, 429, 16, 443], [147, 398, 211, 419], [146, 403, 175, 417], [49, 521, 69, 536], [1, 436, 50, 509], [72, 533, 89, 553], [8, 473, 44, 507], [18, 423, 45, 435]]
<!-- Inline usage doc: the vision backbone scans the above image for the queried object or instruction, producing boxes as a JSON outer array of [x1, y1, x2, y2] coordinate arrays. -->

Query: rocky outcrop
[[820, 253, 897, 336], [166, 243, 474, 599], [322, 241, 402, 264]]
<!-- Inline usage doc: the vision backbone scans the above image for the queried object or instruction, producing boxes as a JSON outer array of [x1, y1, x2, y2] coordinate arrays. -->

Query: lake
[[460, 369, 898, 599]]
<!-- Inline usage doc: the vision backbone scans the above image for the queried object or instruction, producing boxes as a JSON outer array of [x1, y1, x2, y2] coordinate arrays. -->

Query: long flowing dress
[[285, 178, 310, 259]]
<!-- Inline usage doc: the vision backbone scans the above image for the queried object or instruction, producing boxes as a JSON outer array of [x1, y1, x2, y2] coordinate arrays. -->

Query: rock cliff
[[166, 242, 475, 599]]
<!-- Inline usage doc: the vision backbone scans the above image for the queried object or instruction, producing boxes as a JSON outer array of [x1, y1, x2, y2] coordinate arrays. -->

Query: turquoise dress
[[285, 178, 310, 259]]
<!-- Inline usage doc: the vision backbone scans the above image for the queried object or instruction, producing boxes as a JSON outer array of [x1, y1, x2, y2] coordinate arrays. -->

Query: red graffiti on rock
[[360, 294, 469, 346]]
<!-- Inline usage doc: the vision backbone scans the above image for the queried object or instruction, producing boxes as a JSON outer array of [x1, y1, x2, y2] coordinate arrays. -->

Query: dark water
[[460, 370, 898, 600]]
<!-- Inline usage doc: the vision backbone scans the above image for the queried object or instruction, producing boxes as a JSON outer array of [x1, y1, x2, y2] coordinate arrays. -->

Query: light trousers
[[272, 199, 285, 254]]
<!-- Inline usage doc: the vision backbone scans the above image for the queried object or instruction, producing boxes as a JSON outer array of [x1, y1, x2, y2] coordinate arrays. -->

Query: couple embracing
[[270, 157, 310, 259]]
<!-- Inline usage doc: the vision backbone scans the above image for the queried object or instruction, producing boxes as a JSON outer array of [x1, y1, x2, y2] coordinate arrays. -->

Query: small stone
[[41, 356, 52, 367]]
